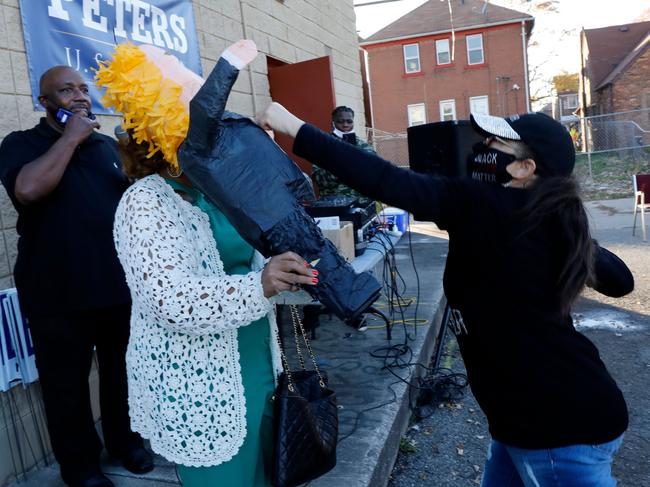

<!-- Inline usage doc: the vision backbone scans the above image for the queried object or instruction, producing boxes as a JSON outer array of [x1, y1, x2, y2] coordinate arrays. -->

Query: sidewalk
[[585, 197, 641, 235], [9, 229, 449, 487]]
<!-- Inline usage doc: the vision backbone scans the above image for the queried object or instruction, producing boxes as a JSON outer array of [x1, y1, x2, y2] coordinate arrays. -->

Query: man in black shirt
[[0, 66, 152, 487]]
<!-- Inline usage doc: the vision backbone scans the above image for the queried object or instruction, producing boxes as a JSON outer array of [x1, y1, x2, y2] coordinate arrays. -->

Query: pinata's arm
[[185, 57, 239, 154], [185, 41, 258, 157]]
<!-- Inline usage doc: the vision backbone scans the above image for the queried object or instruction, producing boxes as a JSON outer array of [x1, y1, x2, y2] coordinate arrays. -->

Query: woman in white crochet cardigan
[[108, 42, 317, 486]]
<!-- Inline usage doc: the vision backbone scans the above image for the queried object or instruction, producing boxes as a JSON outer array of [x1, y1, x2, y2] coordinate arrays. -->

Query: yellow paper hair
[[95, 43, 188, 170]]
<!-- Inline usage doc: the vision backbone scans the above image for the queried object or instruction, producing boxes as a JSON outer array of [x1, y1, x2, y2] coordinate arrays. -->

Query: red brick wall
[[364, 23, 528, 133], [594, 85, 614, 115], [611, 47, 650, 112], [612, 47, 650, 145]]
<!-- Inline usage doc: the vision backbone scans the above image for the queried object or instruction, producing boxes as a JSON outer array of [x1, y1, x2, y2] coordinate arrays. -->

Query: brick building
[[578, 21, 650, 150], [0, 1, 366, 483], [360, 0, 533, 135], [579, 21, 650, 116]]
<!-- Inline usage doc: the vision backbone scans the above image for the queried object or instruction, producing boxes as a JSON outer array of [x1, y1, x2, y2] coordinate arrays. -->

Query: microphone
[[114, 124, 130, 145]]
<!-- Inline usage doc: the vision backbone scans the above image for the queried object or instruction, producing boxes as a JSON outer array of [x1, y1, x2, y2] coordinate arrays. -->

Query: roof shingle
[[361, 0, 533, 44], [583, 21, 650, 89]]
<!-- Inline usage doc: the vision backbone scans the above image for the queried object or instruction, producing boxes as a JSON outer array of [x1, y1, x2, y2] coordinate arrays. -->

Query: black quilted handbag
[[272, 305, 338, 487]]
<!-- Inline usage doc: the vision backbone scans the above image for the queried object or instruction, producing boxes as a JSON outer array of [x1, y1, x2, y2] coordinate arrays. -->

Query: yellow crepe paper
[[95, 43, 188, 170]]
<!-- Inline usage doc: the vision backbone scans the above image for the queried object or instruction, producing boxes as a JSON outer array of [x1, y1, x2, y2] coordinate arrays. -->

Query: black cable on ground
[[367, 227, 468, 424]]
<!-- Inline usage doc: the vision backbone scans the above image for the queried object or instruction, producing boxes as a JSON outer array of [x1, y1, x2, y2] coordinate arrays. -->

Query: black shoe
[[112, 446, 154, 474], [60, 465, 114, 487]]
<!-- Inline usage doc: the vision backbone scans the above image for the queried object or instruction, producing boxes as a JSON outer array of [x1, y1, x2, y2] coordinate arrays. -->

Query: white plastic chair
[[632, 174, 650, 241]]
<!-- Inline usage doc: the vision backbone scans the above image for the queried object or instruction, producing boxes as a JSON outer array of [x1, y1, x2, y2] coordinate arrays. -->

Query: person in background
[[0, 66, 153, 487], [309, 106, 380, 331], [258, 102, 634, 487], [312, 106, 374, 199]]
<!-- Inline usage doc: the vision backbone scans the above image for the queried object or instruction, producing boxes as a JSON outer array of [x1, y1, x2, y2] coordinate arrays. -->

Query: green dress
[[167, 179, 275, 487]]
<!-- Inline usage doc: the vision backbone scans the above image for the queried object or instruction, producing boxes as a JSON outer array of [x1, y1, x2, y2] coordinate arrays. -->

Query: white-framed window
[[466, 34, 484, 65], [407, 103, 426, 126], [561, 94, 579, 110], [469, 95, 489, 115], [403, 43, 421, 73], [435, 38, 451, 65], [439, 99, 456, 121]]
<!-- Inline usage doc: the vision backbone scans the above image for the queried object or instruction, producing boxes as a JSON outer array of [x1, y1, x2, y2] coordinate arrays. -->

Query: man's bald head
[[39, 65, 82, 97]]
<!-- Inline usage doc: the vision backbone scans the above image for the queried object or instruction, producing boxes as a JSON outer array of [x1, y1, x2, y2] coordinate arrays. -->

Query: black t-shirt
[[294, 123, 632, 449], [0, 119, 131, 317]]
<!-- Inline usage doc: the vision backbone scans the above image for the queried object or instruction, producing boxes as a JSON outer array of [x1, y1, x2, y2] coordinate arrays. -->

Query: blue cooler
[[380, 207, 409, 233]]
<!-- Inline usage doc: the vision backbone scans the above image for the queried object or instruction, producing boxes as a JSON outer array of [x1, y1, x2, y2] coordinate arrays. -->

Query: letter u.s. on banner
[[19, 0, 202, 115]]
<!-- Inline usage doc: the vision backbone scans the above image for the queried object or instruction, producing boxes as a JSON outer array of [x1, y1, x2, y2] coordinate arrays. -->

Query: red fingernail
[[311, 270, 319, 276], [312, 278, 318, 284], [304, 261, 309, 267]]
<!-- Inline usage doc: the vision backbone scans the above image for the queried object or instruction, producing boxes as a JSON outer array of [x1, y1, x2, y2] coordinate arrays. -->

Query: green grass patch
[[399, 436, 419, 453], [574, 149, 650, 201]]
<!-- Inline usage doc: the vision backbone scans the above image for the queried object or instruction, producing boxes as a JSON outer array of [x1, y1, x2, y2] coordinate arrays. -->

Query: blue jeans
[[480, 435, 624, 487]]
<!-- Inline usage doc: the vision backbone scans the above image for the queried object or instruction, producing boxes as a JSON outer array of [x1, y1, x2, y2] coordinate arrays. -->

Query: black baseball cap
[[470, 112, 575, 177]]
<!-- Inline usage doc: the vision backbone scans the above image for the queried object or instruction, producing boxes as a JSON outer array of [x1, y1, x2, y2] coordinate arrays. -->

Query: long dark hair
[[520, 174, 594, 316]]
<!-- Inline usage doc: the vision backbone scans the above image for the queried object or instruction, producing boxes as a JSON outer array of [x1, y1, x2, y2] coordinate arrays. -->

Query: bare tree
[[492, 1, 579, 110]]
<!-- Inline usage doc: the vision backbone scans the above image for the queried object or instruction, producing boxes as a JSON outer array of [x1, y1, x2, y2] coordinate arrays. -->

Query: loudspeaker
[[407, 120, 483, 178]]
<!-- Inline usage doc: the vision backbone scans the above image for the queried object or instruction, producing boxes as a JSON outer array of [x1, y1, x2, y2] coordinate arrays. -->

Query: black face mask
[[341, 132, 357, 145], [44, 103, 67, 128], [469, 142, 516, 185]]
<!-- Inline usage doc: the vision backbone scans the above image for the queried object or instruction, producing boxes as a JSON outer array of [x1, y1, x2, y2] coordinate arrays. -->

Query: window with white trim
[[439, 99, 456, 121], [407, 103, 426, 126], [562, 94, 578, 110], [403, 44, 421, 73], [469, 95, 489, 115], [435, 39, 451, 65], [466, 34, 484, 65]]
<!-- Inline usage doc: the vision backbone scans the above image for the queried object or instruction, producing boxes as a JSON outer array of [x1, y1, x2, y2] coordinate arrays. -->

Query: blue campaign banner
[[19, 0, 202, 115]]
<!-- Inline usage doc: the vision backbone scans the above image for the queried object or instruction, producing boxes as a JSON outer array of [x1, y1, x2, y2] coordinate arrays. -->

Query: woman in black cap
[[257, 103, 633, 487]]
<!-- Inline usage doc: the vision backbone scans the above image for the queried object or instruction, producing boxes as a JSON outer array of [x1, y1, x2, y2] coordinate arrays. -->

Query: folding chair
[[632, 174, 650, 241]]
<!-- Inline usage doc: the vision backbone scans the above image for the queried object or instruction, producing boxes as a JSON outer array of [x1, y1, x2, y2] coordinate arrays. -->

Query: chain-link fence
[[561, 108, 650, 200], [364, 128, 409, 167]]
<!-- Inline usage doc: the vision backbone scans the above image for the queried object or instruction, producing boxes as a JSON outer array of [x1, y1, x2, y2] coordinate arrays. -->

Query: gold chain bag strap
[[272, 305, 338, 487]]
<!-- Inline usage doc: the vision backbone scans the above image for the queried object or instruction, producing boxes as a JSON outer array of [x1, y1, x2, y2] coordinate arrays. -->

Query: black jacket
[[293, 123, 633, 449]]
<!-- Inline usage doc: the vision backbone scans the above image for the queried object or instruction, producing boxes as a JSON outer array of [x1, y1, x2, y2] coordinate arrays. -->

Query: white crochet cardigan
[[113, 174, 282, 467]]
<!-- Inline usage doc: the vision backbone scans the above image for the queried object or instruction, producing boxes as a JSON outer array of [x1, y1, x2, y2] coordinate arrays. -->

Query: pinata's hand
[[221, 40, 258, 70]]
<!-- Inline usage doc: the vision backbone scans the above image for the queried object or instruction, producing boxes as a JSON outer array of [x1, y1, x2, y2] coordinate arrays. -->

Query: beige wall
[[0, 1, 365, 483], [198, 0, 368, 125]]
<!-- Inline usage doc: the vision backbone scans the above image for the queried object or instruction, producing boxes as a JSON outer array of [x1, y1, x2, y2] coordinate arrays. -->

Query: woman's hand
[[261, 251, 318, 298], [256, 102, 305, 138]]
